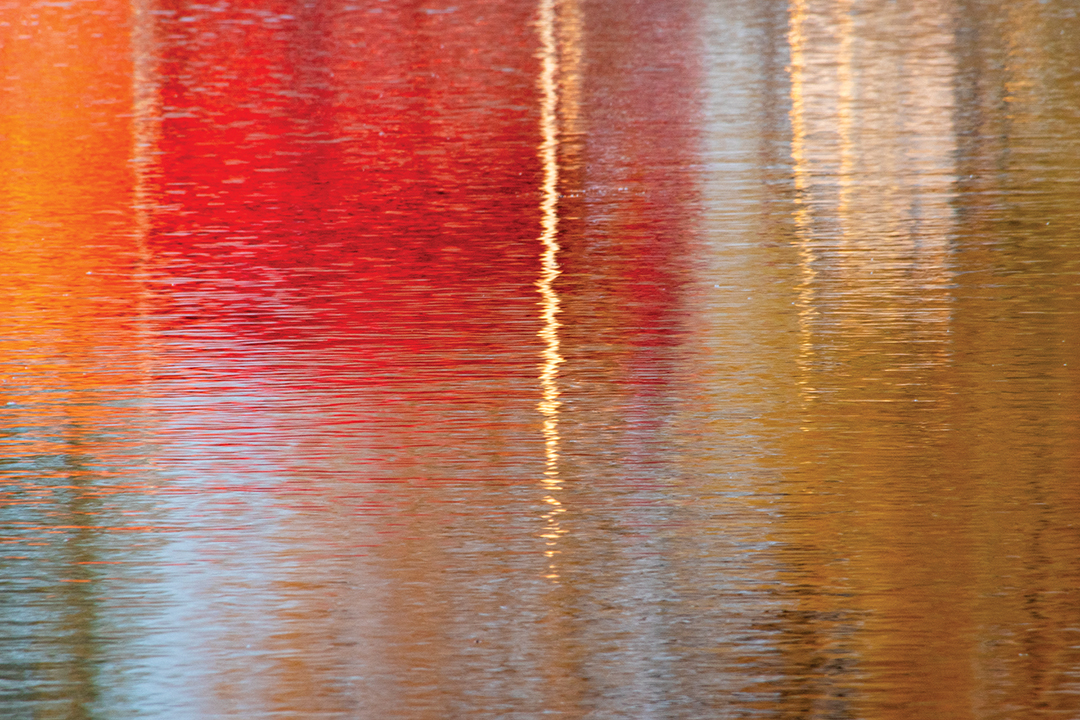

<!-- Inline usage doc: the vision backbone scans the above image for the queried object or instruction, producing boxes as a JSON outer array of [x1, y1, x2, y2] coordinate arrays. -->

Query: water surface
[[2, 0, 1079, 717]]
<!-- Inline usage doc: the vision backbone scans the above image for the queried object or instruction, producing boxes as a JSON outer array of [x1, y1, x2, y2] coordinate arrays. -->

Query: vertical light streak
[[836, 0, 855, 237], [131, 0, 160, 241], [130, 0, 161, 383], [536, 0, 566, 579], [788, 0, 818, 409]]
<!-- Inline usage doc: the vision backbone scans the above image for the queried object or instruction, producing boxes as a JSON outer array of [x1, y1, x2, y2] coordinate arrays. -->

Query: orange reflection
[[0, 0, 152, 473], [0, 0, 158, 710]]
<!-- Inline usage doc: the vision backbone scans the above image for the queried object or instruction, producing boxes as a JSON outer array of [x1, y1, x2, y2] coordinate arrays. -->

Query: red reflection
[[139, 0, 545, 364]]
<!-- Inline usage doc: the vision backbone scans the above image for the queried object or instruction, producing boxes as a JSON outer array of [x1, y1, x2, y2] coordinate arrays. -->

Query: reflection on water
[[536, 0, 566, 581], [2, 0, 1079, 717]]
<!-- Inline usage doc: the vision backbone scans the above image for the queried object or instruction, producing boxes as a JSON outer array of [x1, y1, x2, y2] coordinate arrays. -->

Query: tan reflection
[[787, 0, 956, 407], [536, 0, 566, 580], [834, 0, 856, 234]]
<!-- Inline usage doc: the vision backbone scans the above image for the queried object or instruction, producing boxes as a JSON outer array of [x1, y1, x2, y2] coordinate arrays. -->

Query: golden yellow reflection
[[780, 0, 987, 712], [536, 0, 568, 580]]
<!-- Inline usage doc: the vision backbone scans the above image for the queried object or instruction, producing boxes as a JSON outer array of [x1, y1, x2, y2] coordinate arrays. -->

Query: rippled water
[[2, 0, 1079, 717]]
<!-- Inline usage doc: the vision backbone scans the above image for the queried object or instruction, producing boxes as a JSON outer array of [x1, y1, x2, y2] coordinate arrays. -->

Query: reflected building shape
[[787, 0, 958, 408]]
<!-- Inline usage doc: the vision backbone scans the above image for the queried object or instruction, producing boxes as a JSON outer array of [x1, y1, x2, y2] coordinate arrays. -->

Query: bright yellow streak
[[537, 0, 567, 580], [537, 0, 563, 479]]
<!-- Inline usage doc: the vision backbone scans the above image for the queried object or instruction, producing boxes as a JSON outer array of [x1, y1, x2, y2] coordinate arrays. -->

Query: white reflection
[[787, 0, 958, 409]]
